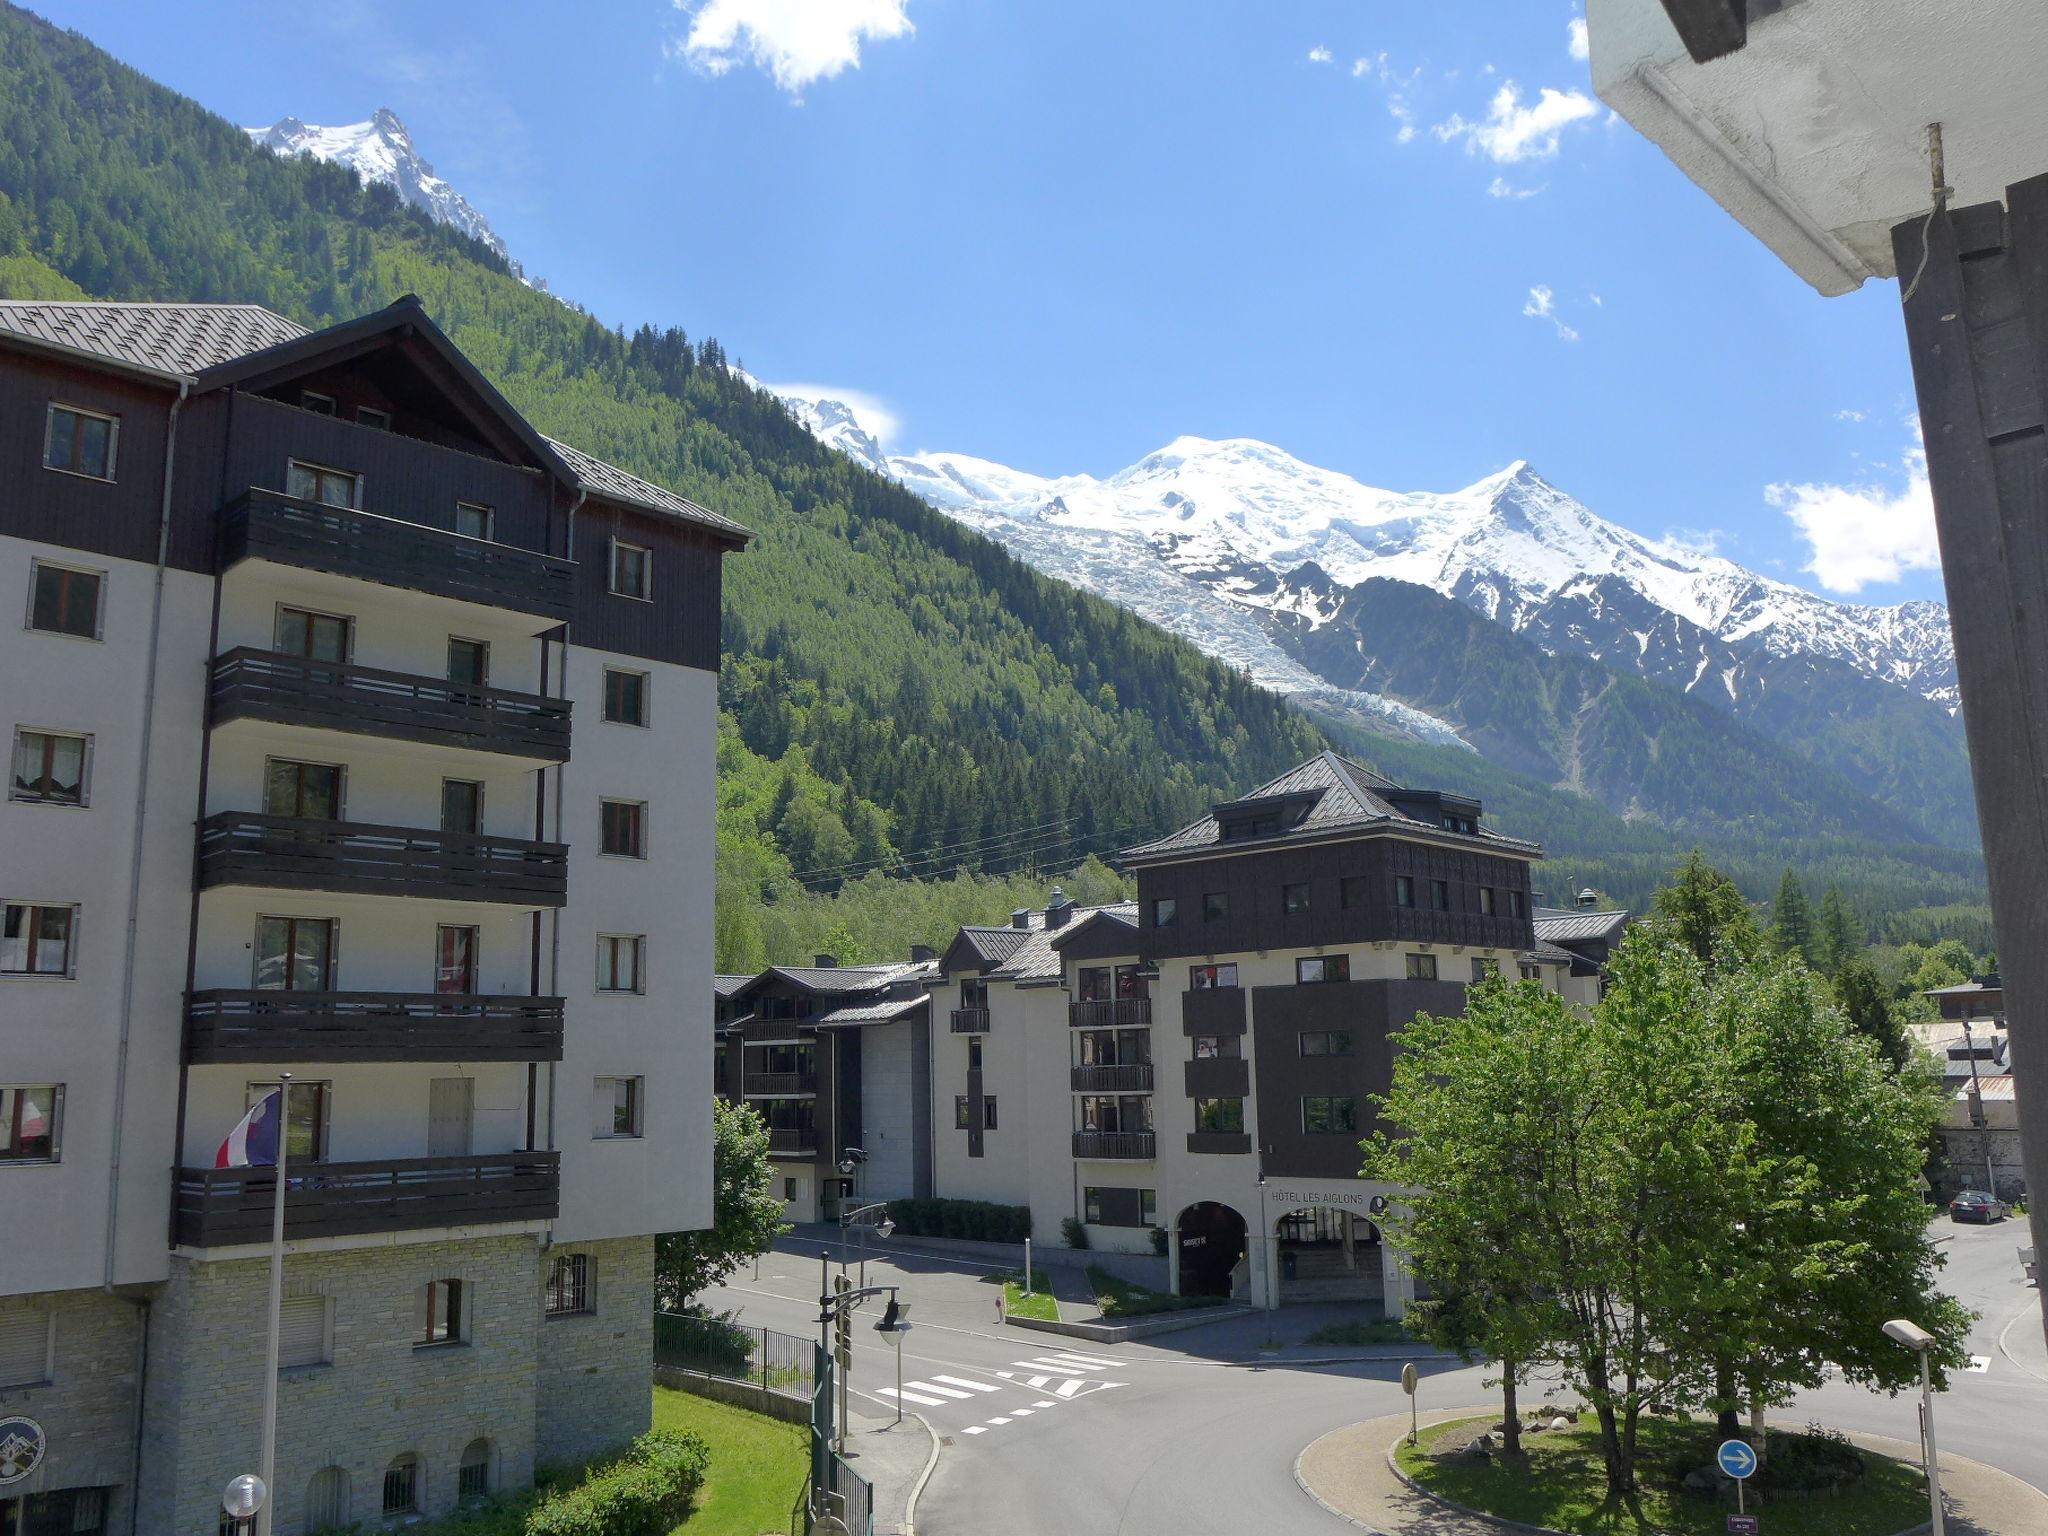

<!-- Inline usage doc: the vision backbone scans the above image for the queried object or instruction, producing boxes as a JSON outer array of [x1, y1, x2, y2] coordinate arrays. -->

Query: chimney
[[1011, 908, 1032, 930], [1045, 885, 1075, 930], [1577, 888, 1598, 909], [911, 944, 936, 964], [814, 953, 838, 969]]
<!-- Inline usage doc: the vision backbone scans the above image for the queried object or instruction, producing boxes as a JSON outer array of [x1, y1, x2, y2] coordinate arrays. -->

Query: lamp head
[[222, 1475, 267, 1520], [1883, 1318, 1935, 1351], [878, 1217, 896, 1239]]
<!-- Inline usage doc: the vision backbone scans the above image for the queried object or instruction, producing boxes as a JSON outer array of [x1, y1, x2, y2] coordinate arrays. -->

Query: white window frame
[[609, 538, 652, 600], [601, 666, 651, 728], [2, 902, 79, 980], [42, 401, 119, 481], [355, 405, 392, 430], [599, 798, 649, 860], [596, 933, 646, 995], [0, 1084, 64, 1166], [285, 458, 363, 510], [25, 559, 106, 642], [9, 726, 93, 808], [594, 1076, 644, 1139], [298, 390, 336, 416], [0, 1308, 55, 1387]]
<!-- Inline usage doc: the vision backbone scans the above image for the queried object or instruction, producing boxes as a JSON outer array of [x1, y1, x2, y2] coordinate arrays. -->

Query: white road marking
[[1053, 1378, 1092, 1398], [930, 1374, 1001, 1393], [902, 1380, 975, 1400], [987, 1416, 1011, 1425], [1009, 1408, 1034, 1416], [877, 1387, 949, 1407], [1015, 1359, 1089, 1375], [1966, 1356, 1992, 1373], [1033, 1400, 1056, 1408], [1043, 1352, 1122, 1368], [996, 1370, 1059, 1390], [961, 1426, 986, 1436]]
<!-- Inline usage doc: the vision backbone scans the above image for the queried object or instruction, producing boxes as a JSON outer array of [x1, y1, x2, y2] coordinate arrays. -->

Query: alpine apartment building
[[919, 752, 1621, 1312], [0, 297, 745, 1533]]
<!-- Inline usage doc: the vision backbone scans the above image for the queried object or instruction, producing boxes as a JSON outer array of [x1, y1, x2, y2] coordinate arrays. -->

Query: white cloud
[[1522, 284, 1580, 342], [1435, 81, 1599, 163], [1567, 16, 1590, 62], [1351, 55, 1375, 78], [1767, 436, 1940, 593], [1588, 291, 1604, 306], [1487, 177, 1544, 200], [1834, 407, 1867, 422], [671, 0, 913, 94], [766, 381, 903, 446], [1308, 45, 1333, 64]]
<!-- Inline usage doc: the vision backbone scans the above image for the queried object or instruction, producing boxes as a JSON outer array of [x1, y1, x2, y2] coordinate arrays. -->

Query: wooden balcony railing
[[1068, 998, 1151, 1029], [742, 1072, 818, 1097], [221, 489, 575, 623], [173, 1152, 559, 1246], [210, 647, 571, 763], [767, 1128, 819, 1155], [1071, 1131, 1157, 1160], [185, 990, 564, 1064], [1070, 1063, 1154, 1093], [949, 1008, 991, 1034], [198, 811, 568, 907]]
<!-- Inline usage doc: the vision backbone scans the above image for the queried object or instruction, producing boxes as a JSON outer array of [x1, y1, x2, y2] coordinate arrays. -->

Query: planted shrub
[[1149, 1225, 1168, 1256], [525, 1430, 710, 1536], [886, 1197, 1031, 1244], [1061, 1216, 1089, 1249], [653, 1305, 754, 1378]]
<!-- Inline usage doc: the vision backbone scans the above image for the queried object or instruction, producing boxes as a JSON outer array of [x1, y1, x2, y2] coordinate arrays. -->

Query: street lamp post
[[1959, 1017, 1998, 1199], [839, 1201, 894, 1293], [1884, 1318, 1945, 1536]]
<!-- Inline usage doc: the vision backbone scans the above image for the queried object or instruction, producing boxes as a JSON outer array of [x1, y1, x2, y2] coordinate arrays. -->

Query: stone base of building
[[0, 1288, 146, 1534], [536, 1235, 655, 1469]]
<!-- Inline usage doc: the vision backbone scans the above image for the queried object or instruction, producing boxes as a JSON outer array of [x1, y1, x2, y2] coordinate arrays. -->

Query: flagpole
[[256, 1072, 290, 1536]]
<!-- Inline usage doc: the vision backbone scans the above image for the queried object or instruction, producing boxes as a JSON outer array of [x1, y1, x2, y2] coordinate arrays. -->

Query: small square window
[[783, 1177, 799, 1202], [1302, 1096, 1360, 1134], [1300, 1030, 1353, 1057], [594, 1076, 643, 1138], [597, 934, 645, 993], [603, 668, 649, 726], [2, 904, 77, 978], [1193, 1097, 1244, 1134], [600, 799, 647, 858], [1202, 891, 1228, 922], [10, 729, 90, 806], [28, 562, 103, 640], [277, 1294, 332, 1369], [454, 502, 494, 541], [1478, 887, 1496, 916], [414, 1279, 464, 1347], [1296, 954, 1349, 984], [299, 390, 336, 416], [0, 1306, 53, 1384], [545, 1253, 591, 1315], [1431, 880, 1450, 912], [1406, 952, 1438, 981], [1471, 957, 1499, 982], [356, 405, 392, 430], [1140, 1189, 1157, 1226], [1189, 963, 1238, 990], [1282, 882, 1310, 915], [286, 460, 360, 509], [1083, 1187, 1104, 1224], [43, 404, 118, 480], [275, 605, 351, 663], [610, 540, 652, 599], [447, 636, 490, 687], [0, 1085, 63, 1163], [1508, 889, 1528, 919], [1192, 1034, 1240, 1059], [1151, 897, 1177, 928], [1340, 876, 1369, 909]]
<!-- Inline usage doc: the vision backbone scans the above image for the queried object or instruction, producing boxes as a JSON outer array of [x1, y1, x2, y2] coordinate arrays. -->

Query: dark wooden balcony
[[221, 489, 575, 624], [1071, 1131, 1156, 1160], [1071, 1063, 1154, 1093], [174, 1152, 559, 1247], [767, 1128, 818, 1156], [186, 990, 564, 1064], [1068, 998, 1152, 1029], [949, 1007, 991, 1034], [1392, 907, 1535, 951], [743, 1072, 818, 1096], [198, 811, 568, 907], [210, 647, 571, 763]]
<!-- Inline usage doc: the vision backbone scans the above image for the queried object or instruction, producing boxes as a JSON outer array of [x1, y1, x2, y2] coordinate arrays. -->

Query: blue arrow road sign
[[1716, 1439, 1758, 1480]]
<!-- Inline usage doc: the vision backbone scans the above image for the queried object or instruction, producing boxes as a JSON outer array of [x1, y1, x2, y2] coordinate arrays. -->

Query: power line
[[788, 812, 1078, 883]]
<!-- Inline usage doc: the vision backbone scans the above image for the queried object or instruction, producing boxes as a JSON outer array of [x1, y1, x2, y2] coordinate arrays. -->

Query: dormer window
[[300, 390, 336, 416]]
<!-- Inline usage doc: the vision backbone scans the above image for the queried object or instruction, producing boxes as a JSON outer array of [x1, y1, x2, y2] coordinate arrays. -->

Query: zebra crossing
[[875, 1351, 1127, 1434]]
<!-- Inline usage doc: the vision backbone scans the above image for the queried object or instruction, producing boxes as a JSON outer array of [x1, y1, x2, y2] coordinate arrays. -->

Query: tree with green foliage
[[654, 1100, 788, 1309], [1769, 867, 1815, 963], [1834, 955, 1914, 1072], [1649, 850, 1759, 970], [1814, 882, 1860, 976]]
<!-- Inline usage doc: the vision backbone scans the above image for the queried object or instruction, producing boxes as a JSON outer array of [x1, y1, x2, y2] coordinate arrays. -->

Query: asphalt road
[[707, 1219, 2044, 1536]]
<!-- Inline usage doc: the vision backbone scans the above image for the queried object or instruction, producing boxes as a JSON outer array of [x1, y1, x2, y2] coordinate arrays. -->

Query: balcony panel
[[198, 812, 568, 907], [1183, 1057, 1250, 1099], [174, 1152, 559, 1246], [186, 990, 564, 1064], [221, 489, 575, 624], [1068, 998, 1152, 1029], [210, 647, 571, 763], [1185, 1132, 1253, 1156], [949, 1008, 991, 1034], [742, 1072, 818, 1096], [1071, 1130, 1156, 1160], [767, 1128, 819, 1156], [1071, 1063, 1155, 1093]]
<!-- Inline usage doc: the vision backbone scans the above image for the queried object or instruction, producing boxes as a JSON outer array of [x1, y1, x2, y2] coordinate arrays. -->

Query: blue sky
[[38, 0, 1940, 605]]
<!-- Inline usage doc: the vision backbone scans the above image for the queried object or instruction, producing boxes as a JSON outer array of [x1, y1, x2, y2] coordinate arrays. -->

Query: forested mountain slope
[[0, 4, 1985, 956]]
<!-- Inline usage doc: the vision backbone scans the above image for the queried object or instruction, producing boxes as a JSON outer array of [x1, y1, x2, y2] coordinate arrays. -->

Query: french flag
[[216, 1089, 283, 1169]]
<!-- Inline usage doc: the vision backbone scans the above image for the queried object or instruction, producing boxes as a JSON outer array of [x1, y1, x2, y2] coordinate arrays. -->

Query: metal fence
[[828, 1451, 873, 1536], [654, 1312, 815, 1402]]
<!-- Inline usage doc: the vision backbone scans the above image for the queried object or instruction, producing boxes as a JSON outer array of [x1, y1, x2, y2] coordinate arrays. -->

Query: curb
[[1006, 1304, 1252, 1343], [1226, 1347, 1459, 1369], [900, 1411, 941, 1536], [1381, 1417, 1582, 1536]]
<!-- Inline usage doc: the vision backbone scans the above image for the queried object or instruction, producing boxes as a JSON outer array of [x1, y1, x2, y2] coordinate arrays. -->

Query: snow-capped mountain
[[782, 396, 1956, 709], [246, 109, 509, 264]]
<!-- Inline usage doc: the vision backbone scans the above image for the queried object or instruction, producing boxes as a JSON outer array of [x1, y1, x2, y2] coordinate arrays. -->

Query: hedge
[[885, 1197, 1032, 1244], [391, 1429, 710, 1536]]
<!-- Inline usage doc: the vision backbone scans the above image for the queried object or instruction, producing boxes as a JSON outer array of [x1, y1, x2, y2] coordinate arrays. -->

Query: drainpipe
[[105, 375, 192, 1290], [125, 1296, 151, 1536]]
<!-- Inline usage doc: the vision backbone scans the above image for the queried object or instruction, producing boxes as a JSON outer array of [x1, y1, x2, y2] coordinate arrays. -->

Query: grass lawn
[[651, 1386, 808, 1536], [1086, 1264, 1228, 1317], [996, 1271, 1060, 1321], [1303, 1319, 1416, 1346], [1395, 1414, 1929, 1536]]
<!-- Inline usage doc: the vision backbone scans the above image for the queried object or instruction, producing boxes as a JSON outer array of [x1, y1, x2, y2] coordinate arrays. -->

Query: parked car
[[1949, 1191, 2011, 1223]]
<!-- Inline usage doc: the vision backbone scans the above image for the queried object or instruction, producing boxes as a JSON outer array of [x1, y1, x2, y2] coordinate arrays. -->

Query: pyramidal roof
[[1121, 750, 1540, 862]]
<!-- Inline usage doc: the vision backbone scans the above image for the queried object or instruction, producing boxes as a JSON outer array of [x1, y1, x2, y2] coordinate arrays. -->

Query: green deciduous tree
[[1650, 850, 1759, 970], [654, 1099, 789, 1309]]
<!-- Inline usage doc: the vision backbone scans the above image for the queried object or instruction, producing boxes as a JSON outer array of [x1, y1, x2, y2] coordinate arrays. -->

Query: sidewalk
[[1040, 1260, 1098, 1320], [1295, 1408, 2048, 1535], [836, 1407, 937, 1536]]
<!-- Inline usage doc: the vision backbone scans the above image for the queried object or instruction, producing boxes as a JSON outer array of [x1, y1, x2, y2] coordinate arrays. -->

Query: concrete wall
[[0, 1288, 143, 1530], [536, 1235, 656, 1469], [858, 1019, 918, 1200]]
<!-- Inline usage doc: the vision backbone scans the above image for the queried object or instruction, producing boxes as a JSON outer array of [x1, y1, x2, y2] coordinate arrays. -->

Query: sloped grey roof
[[1532, 908, 1631, 944], [0, 299, 308, 376], [814, 994, 931, 1028], [1122, 750, 1539, 862], [546, 435, 752, 542], [1524, 939, 1580, 967], [713, 974, 754, 998], [748, 960, 938, 997], [952, 926, 1036, 969], [1922, 981, 2001, 997], [990, 903, 1140, 985]]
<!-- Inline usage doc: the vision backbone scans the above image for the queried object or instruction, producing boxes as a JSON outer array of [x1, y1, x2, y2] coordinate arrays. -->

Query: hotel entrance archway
[[1176, 1201, 1247, 1297], [1273, 1206, 1383, 1304]]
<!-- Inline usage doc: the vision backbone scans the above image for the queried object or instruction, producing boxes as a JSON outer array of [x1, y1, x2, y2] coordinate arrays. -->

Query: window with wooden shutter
[[0, 1308, 52, 1386], [277, 1295, 330, 1369]]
